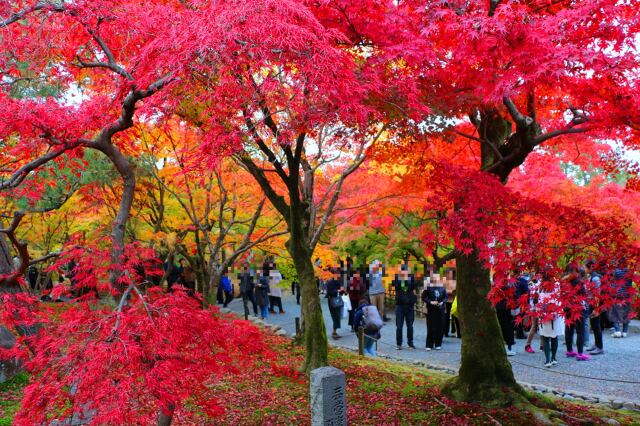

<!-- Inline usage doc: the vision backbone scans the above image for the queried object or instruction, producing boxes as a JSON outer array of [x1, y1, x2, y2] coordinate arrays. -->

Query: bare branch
[[29, 251, 62, 265], [0, 1, 64, 27], [456, 130, 504, 161], [502, 97, 532, 128], [532, 126, 590, 147], [234, 153, 290, 221], [309, 130, 373, 250], [0, 140, 84, 190], [75, 56, 133, 80]]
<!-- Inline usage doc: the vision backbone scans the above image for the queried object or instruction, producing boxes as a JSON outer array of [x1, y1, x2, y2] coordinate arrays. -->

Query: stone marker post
[[310, 366, 347, 426]]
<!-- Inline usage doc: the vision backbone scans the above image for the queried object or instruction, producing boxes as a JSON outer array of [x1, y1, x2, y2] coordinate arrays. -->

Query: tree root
[[441, 376, 604, 425]]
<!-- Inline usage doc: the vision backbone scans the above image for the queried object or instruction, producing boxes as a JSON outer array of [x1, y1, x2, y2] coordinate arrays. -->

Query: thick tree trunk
[[287, 239, 328, 374], [442, 249, 526, 406], [442, 110, 534, 406], [157, 405, 174, 426]]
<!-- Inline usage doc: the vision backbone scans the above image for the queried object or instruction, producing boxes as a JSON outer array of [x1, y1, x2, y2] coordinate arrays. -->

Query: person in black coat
[[422, 277, 447, 350], [254, 268, 270, 320], [291, 280, 301, 304], [326, 268, 345, 339], [393, 265, 417, 349], [238, 264, 257, 316]]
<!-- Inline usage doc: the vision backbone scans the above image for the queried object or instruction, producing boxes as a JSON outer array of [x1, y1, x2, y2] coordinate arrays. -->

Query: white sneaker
[[612, 331, 622, 338], [507, 349, 516, 356], [544, 362, 552, 368], [425, 347, 431, 351], [622, 332, 628, 338], [435, 346, 442, 350], [551, 360, 558, 365]]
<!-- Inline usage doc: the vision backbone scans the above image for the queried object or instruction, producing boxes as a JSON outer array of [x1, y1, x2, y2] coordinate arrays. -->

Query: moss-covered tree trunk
[[444, 108, 535, 406], [443, 249, 526, 405], [288, 240, 327, 373], [286, 197, 328, 374]]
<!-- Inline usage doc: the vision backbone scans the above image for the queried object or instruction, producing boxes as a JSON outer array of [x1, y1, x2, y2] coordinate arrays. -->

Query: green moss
[[0, 372, 28, 425]]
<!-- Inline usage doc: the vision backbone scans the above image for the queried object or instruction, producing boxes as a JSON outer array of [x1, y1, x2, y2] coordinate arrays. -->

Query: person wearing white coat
[[538, 280, 565, 368], [268, 266, 285, 314]]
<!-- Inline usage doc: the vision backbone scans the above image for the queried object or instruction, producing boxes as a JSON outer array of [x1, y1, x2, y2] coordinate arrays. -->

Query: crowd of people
[[496, 259, 635, 366], [320, 259, 460, 354], [229, 261, 288, 319], [35, 251, 634, 368], [320, 256, 635, 366]]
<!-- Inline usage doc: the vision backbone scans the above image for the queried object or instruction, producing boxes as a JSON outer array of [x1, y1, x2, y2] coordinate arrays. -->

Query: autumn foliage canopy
[[0, 0, 639, 422]]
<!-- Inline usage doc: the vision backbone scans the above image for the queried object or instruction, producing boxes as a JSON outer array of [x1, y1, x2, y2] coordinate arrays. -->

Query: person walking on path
[[525, 273, 542, 354], [585, 260, 604, 355], [393, 265, 417, 350], [609, 259, 633, 338], [268, 263, 285, 314], [353, 298, 383, 357], [538, 277, 565, 367], [496, 275, 517, 356], [514, 271, 530, 340], [291, 280, 300, 304], [449, 290, 461, 338], [347, 270, 366, 331], [422, 275, 446, 350], [254, 268, 271, 320], [238, 264, 257, 317], [443, 276, 456, 337], [326, 268, 345, 339], [367, 260, 388, 322], [563, 264, 590, 361], [220, 270, 233, 308]]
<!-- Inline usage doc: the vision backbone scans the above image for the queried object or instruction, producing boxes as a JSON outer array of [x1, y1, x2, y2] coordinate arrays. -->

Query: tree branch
[[502, 97, 532, 129], [0, 140, 84, 190], [0, 1, 64, 27], [533, 127, 591, 146], [234, 153, 290, 222]]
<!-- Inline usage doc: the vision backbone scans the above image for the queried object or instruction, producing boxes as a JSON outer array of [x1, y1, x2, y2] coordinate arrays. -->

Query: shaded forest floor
[[2, 318, 640, 425]]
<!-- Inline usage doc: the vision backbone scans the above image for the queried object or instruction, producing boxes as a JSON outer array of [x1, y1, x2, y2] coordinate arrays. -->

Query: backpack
[[361, 305, 383, 333]]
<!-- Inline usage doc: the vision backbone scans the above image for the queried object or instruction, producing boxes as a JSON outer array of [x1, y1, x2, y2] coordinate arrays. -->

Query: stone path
[[226, 294, 640, 406]]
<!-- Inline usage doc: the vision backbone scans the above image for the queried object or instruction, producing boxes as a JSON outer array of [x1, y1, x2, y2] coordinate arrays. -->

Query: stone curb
[[235, 310, 640, 413]]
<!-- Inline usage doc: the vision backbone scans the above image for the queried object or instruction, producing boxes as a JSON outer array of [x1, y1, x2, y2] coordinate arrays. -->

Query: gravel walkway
[[226, 294, 640, 405]]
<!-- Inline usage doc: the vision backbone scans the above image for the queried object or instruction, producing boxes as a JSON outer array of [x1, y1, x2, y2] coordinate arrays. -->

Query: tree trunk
[[442, 110, 534, 406], [95, 142, 136, 296], [0, 232, 13, 275], [442, 249, 527, 406], [206, 270, 222, 306], [287, 238, 328, 374], [157, 405, 174, 426]]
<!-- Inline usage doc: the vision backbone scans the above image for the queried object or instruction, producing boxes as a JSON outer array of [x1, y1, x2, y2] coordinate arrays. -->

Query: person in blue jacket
[[220, 269, 233, 308]]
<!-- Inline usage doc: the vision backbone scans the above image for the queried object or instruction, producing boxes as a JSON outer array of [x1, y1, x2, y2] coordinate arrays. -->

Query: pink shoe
[[576, 353, 591, 361], [525, 345, 535, 354], [565, 351, 577, 357]]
